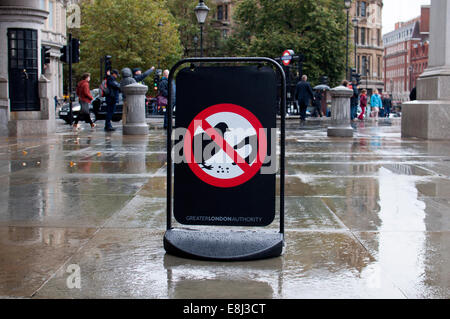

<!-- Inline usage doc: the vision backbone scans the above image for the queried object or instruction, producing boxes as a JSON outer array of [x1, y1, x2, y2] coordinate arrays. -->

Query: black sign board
[[164, 57, 286, 261], [174, 66, 276, 227]]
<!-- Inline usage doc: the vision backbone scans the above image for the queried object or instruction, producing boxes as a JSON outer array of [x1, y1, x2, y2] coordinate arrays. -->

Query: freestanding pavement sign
[[164, 57, 286, 261]]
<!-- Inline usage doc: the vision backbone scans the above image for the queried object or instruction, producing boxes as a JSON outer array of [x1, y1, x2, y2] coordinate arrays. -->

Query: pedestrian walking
[[370, 89, 382, 121], [350, 79, 359, 121], [358, 89, 368, 121], [105, 69, 121, 132], [382, 93, 392, 118], [295, 75, 314, 122], [133, 66, 155, 84], [159, 70, 171, 129], [74, 73, 96, 130], [409, 87, 417, 101], [312, 89, 324, 117]]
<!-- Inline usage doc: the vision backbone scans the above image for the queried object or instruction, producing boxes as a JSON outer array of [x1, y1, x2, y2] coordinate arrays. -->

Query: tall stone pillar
[[327, 86, 354, 137], [121, 83, 149, 135], [402, 0, 450, 140]]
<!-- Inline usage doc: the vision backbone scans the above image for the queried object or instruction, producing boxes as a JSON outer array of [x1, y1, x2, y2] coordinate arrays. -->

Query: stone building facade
[[350, 0, 384, 94], [383, 6, 430, 103], [0, 0, 67, 136], [211, 0, 238, 39]]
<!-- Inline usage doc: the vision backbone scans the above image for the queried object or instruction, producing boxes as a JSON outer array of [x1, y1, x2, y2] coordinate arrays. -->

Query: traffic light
[[153, 74, 160, 91], [42, 46, 51, 65], [71, 38, 80, 63], [350, 68, 361, 86], [355, 73, 361, 86], [104, 55, 112, 76], [60, 45, 69, 63]]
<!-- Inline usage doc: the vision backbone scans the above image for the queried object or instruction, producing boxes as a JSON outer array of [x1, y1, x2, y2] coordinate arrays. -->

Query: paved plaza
[[0, 118, 449, 299]]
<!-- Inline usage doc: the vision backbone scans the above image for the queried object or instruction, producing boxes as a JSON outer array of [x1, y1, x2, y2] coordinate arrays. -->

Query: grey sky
[[382, 0, 431, 35]]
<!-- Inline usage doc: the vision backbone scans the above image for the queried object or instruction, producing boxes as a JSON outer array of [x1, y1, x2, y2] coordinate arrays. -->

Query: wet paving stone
[[0, 226, 97, 297], [33, 228, 406, 299], [355, 231, 450, 299], [1, 118, 450, 298], [0, 193, 134, 228]]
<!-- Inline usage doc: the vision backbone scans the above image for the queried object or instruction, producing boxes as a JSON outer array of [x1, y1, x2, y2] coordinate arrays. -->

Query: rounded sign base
[[164, 229, 284, 261]]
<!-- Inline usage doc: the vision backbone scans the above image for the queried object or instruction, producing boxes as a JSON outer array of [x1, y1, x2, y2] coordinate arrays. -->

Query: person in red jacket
[[358, 89, 368, 121], [74, 73, 95, 129]]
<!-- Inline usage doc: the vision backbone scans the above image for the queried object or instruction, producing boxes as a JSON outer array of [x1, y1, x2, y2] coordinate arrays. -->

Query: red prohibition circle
[[184, 103, 267, 188]]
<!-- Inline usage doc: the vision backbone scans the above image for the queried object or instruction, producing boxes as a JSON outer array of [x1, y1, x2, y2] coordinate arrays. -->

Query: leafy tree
[[70, 0, 183, 87], [222, 0, 350, 86]]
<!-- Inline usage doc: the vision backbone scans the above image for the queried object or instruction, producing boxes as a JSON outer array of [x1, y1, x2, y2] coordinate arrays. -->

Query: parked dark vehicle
[[59, 98, 96, 124]]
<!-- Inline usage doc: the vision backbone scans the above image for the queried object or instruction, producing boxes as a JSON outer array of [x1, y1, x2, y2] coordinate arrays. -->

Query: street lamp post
[[193, 35, 198, 57], [352, 17, 359, 75], [158, 20, 163, 70], [194, 0, 210, 57], [344, 0, 352, 80]]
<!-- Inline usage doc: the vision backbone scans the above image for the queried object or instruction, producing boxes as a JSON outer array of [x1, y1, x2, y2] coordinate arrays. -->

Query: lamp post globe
[[195, 0, 210, 57], [344, 0, 352, 9]]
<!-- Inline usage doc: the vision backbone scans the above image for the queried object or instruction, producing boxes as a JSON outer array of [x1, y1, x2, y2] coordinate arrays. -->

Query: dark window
[[355, 26, 359, 44], [8, 28, 39, 111], [362, 56, 367, 75], [361, 27, 366, 45], [377, 56, 381, 78], [361, 2, 366, 17], [225, 5, 228, 20], [217, 5, 223, 20]]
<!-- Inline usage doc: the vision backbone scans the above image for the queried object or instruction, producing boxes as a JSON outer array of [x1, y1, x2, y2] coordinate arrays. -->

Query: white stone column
[[121, 83, 149, 135], [327, 86, 354, 137], [402, 0, 450, 140], [0, 76, 8, 136]]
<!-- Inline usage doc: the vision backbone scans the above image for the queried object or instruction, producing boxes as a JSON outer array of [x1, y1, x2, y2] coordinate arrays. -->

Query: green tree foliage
[[71, 0, 183, 87], [223, 0, 350, 86]]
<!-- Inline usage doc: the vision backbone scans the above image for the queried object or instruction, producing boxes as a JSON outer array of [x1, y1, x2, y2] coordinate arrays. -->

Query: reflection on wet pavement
[[0, 118, 449, 298]]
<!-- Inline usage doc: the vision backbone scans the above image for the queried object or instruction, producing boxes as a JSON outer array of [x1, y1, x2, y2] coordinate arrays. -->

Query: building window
[[355, 26, 359, 44], [7, 29, 40, 111], [225, 4, 229, 21], [222, 29, 228, 38], [217, 5, 223, 20], [360, 2, 367, 17], [361, 27, 366, 45], [362, 56, 367, 75], [377, 56, 381, 79]]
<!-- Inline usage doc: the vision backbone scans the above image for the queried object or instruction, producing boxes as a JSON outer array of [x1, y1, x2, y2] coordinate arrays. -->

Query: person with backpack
[[74, 73, 95, 130], [358, 89, 368, 121], [105, 69, 121, 132]]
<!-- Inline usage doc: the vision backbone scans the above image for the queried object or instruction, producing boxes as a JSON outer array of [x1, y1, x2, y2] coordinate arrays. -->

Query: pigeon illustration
[[194, 122, 230, 170]]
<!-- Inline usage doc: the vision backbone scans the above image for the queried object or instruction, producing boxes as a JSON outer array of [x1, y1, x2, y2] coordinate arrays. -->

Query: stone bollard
[[327, 85, 354, 137], [121, 83, 149, 135]]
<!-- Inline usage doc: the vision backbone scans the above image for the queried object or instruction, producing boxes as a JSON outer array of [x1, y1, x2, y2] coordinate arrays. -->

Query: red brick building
[[383, 6, 430, 103]]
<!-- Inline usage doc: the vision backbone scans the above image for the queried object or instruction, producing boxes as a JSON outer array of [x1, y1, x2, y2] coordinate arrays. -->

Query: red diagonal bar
[[200, 119, 252, 172]]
